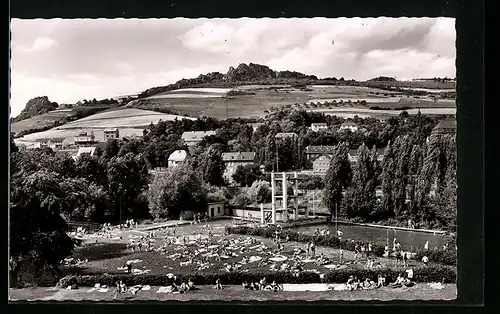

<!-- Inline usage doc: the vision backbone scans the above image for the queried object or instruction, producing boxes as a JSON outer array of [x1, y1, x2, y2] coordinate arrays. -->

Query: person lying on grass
[[362, 278, 376, 290], [388, 273, 405, 287]]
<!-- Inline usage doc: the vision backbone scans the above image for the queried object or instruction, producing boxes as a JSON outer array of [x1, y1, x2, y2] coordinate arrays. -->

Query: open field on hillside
[[139, 85, 455, 119], [15, 108, 195, 144], [10, 104, 114, 135]]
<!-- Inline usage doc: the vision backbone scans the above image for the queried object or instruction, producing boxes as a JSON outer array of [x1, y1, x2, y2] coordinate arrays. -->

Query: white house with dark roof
[[168, 149, 188, 168], [275, 132, 297, 139], [74, 131, 97, 147], [181, 131, 217, 146], [309, 123, 328, 132], [104, 128, 120, 140], [33, 138, 50, 149], [312, 155, 331, 175], [339, 121, 359, 132], [305, 145, 336, 161], [48, 137, 67, 150], [222, 152, 256, 182]]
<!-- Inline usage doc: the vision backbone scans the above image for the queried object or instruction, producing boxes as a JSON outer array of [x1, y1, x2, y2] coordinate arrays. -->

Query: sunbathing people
[[389, 273, 406, 287], [362, 278, 376, 290]]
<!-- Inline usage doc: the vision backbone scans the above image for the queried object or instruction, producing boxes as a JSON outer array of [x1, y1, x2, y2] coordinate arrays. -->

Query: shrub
[[56, 265, 456, 288], [414, 248, 456, 266]]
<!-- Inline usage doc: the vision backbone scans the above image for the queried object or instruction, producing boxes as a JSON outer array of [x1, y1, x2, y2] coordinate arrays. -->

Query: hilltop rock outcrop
[[12, 96, 58, 122]]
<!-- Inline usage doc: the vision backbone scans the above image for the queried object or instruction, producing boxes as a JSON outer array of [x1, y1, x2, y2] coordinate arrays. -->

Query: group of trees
[[322, 133, 456, 231]]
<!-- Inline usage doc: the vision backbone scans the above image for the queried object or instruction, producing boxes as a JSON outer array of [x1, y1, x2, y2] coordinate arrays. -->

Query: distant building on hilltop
[[74, 131, 97, 147], [168, 150, 188, 168], [222, 152, 256, 183], [104, 128, 120, 140], [181, 131, 217, 146], [309, 123, 328, 132], [339, 121, 359, 132], [33, 138, 50, 149], [48, 137, 67, 150]]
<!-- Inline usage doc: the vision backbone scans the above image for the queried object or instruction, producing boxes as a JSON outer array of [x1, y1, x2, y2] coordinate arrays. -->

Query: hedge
[[56, 265, 455, 288], [226, 226, 456, 266], [414, 248, 456, 266]]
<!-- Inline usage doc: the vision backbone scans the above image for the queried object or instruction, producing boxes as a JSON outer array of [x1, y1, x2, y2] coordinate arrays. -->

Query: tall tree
[[197, 145, 225, 186], [323, 142, 352, 220], [9, 170, 86, 287], [106, 153, 149, 222], [147, 163, 206, 219], [345, 144, 378, 220], [232, 164, 262, 187], [380, 141, 396, 218]]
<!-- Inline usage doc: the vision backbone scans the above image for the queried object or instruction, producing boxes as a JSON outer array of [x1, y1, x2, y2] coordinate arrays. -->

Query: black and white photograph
[[9, 17, 457, 301]]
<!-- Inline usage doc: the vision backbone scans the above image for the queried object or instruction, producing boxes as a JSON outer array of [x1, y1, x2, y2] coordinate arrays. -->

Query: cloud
[[9, 18, 456, 117], [22, 37, 57, 53]]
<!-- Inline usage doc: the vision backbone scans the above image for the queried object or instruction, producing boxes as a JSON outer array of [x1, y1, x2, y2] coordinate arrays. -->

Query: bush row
[[226, 226, 456, 266], [414, 248, 456, 266], [56, 265, 456, 288]]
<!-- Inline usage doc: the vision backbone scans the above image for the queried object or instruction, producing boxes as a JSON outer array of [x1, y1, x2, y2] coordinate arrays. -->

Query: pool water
[[292, 223, 450, 251]]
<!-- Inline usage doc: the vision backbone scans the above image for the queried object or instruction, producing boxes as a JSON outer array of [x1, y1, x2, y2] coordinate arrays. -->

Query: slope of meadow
[[15, 108, 195, 145]]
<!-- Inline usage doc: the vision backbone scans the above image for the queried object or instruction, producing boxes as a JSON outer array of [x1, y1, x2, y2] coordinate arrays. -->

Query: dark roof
[[275, 132, 297, 138], [341, 121, 358, 127], [35, 138, 50, 143], [432, 119, 456, 131], [305, 146, 336, 154], [182, 131, 217, 141], [222, 152, 256, 162], [49, 137, 66, 142]]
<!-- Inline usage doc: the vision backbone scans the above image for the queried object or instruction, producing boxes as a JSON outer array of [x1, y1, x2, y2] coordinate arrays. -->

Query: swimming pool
[[292, 223, 450, 251]]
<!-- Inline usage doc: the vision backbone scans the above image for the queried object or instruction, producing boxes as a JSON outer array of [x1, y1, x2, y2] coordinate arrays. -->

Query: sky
[[10, 17, 456, 117]]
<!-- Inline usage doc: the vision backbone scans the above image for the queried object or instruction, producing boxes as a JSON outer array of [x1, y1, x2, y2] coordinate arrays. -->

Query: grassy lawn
[[63, 220, 423, 277], [9, 284, 457, 301]]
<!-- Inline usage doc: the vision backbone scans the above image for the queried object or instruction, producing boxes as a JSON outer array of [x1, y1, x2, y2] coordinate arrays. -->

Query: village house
[[305, 145, 336, 161], [348, 148, 385, 164], [426, 119, 457, 143], [48, 137, 67, 150], [33, 138, 50, 149], [181, 131, 217, 146], [74, 131, 97, 147], [312, 155, 331, 175], [104, 128, 120, 140], [309, 123, 328, 132], [275, 132, 298, 139], [249, 122, 263, 132], [222, 152, 256, 182], [168, 150, 188, 168], [339, 121, 359, 132], [72, 146, 98, 161]]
